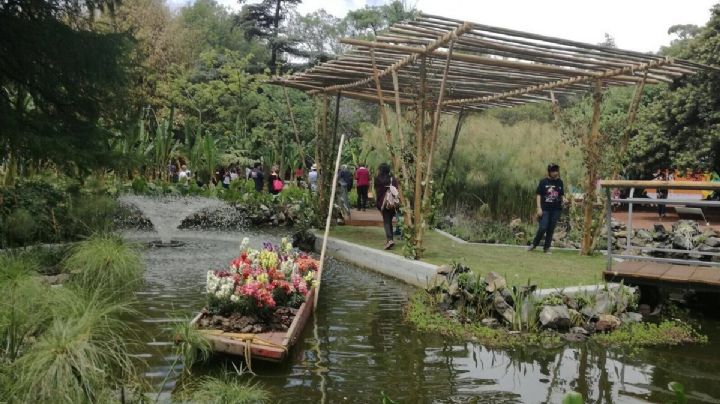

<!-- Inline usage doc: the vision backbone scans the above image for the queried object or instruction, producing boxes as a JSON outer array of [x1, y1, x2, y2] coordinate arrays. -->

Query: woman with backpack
[[374, 163, 399, 250], [268, 165, 283, 195]]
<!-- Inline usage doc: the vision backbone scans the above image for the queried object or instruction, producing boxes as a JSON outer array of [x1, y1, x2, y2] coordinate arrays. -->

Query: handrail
[[611, 198, 720, 207], [600, 180, 720, 191]]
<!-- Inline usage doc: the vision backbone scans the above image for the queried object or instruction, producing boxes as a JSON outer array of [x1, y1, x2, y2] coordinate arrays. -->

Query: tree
[[0, 0, 132, 181], [345, 0, 417, 38], [629, 5, 720, 173], [660, 24, 701, 57], [235, 0, 303, 73], [287, 9, 349, 65]]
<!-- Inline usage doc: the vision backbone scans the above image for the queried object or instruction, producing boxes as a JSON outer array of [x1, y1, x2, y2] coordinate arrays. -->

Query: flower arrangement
[[206, 237, 319, 317]]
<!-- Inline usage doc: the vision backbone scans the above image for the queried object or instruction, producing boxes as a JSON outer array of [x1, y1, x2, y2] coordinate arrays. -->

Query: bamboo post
[[412, 56, 427, 255], [369, 49, 401, 172], [331, 91, 342, 156], [391, 70, 415, 233], [282, 85, 306, 174], [440, 106, 465, 188], [418, 39, 456, 254], [581, 80, 603, 255], [314, 134, 346, 310]]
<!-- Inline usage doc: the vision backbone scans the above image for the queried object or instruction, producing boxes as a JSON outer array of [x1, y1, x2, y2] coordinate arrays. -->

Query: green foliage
[[10, 291, 138, 403], [0, 0, 133, 176], [668, 381, 687, 404], [593, 320, 707, 348], [63, 234, 145, 299], [3, 209, 40, 247], [562, 391, 584, 404], [171, 320, 212, 375], [179, 375, 270, 404]]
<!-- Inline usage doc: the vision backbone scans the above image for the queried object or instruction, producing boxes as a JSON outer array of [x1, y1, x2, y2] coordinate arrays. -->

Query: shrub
[[67, 194, 118, 235], [3, 208, 41, 247]]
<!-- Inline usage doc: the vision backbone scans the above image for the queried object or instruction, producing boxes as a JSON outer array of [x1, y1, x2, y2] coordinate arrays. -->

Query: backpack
[[382, 179, 400, 210], [272, 178, 284, 192]]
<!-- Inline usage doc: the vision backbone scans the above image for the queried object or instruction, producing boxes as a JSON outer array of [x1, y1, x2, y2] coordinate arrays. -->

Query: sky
[[208, 0, 718, 53]]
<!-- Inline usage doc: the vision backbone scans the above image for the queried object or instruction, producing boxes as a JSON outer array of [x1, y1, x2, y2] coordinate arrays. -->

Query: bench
[[674, 206, 709, 225]]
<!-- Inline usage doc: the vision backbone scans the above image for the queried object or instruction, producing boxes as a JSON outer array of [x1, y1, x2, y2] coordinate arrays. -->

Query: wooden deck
[[604, 260, 720, 291], [344, 208, 396, 227]]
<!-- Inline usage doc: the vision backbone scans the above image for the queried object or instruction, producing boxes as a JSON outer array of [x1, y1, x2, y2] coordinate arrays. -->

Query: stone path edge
[[315, 234, 629, 297]]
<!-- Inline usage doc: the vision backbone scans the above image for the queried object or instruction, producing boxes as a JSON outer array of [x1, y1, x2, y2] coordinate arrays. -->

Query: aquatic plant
[[593, 320, 707, 348], [179, 375, 270, 404], [562, 391, 583, 404], [668, 382, 687, 404], [10, 290, 138, 403], [171, 320, 212, 375], [63, 234, 144, 298]]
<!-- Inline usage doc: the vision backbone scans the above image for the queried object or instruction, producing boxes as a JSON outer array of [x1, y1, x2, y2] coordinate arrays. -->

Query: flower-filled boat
[[190, 237, 319, 362]]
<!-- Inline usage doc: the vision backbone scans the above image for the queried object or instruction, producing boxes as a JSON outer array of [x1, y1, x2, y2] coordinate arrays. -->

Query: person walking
[[528, 163, 565, 254], [338, 164, 353, 213], [251, 162, 264, 192], [294, 165, 304, 187], [374, 163, 399, 250], [269, 165, 283, 195], [308, 164, 318, 193], [355, 163, 370, 211]]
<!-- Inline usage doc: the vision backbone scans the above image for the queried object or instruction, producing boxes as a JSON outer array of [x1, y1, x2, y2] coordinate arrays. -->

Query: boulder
[[563, 332, 587, 343], [447, 280, 460, 298], [580, 306, 599, 320], [635, 229, 653, 241], [673, 220, 700, 237], [620, 312, 643, 323], [593, 291, 615, 315], [493, 293, 515, 324], [595, 314, 621, 332], [538, 305, 571, 330], [672, 233, 694, 250], [436, 265, 452, 275], [485, 272, 507, 293], [569, 326, 590, 335], [481, 318, 500, 328], [704, 237, 720, 247]]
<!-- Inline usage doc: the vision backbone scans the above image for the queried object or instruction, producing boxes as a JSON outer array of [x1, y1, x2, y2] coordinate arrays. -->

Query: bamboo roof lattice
[[271, 13, 709, 111]]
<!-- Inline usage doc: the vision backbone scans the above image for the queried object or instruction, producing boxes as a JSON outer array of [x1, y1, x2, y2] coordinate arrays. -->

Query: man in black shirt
[[528, 163, 564, 254]]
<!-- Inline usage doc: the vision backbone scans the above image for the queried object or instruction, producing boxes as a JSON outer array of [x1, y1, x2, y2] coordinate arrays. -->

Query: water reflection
[[126, 230, 720, 403]]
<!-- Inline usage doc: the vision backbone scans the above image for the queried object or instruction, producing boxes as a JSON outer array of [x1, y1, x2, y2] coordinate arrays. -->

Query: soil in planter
[[197, 307, 298, 334]]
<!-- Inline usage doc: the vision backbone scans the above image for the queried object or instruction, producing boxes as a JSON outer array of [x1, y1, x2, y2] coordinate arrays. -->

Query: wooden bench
[[674, 206, 709, 225]]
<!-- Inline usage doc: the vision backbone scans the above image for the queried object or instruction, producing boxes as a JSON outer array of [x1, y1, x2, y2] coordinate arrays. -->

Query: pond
[[126, 230, 720, 404]]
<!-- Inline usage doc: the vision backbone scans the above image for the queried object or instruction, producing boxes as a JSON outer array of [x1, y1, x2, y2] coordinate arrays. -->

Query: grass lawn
[[328, 226, 606, 289]]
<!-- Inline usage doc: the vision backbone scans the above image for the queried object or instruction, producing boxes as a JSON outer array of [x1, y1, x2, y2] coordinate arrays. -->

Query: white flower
[[239, 237, 250, 252]]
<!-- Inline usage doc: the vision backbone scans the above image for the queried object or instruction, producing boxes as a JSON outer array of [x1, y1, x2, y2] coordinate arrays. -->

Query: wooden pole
[[581, 80, 603, 255], [314, 134, 346, 310], [331, 91, 342, 156], [412, 56, 427, 256], [391, 70, 415, 232], [440, 106, 465, 188], [370, 49, 400, 171], [283, 85, 306, 173]]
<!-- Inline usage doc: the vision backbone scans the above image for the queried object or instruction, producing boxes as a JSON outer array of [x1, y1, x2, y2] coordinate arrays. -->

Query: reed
[[179, 375, 270, 404]]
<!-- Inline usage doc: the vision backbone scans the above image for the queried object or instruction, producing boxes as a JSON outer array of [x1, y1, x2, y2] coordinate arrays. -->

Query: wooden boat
[[190, 289, 315, 362]]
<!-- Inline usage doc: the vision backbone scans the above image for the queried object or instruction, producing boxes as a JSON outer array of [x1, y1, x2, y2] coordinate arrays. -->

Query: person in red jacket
[[355, 163, 370, 211]]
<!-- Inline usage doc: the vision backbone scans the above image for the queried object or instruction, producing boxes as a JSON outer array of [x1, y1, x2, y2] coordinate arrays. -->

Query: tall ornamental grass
[[437, 114, 584, 221], [63, 234, 144, 298]]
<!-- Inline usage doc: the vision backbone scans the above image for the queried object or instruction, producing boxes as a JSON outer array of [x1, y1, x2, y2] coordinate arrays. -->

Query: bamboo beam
[[444, 57, 673, 107], [319, 22, 473, 93]]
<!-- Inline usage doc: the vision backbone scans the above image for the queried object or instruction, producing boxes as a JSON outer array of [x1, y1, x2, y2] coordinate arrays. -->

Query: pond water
[[126, 230, 720, 404]]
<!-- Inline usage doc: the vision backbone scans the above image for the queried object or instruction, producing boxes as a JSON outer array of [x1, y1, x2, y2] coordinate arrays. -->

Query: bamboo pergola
[[270, 13, 709, 257]]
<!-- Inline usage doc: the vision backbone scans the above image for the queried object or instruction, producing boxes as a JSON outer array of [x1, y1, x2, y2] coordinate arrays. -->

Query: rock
[[485, 271, 507, 292], [654, 224, 667, 233], [538, 305, 571, 330], [635, 229, 653, 241], [436, 265, 452, 275], [593, 291, 615, 315], [621, 312, 643, 323], [481, 318, 500, 328], [447, 281, 460, 298], [40, 273, 70, 285], [580, 305, 599, 320], [563, 333, 587, 342], [570, 326, 590, 335], [673, 220, 701, 239], [672, 234, 694, 250], [500, 288, 514, 306], [705, 237, 720, 247], [595, 314, 621, 332], [493, 293, 515, 324]]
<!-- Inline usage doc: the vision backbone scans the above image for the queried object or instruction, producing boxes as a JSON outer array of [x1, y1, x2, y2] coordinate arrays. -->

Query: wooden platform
[[344, 208, 396, 227], [604, 260, 720, 291]]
